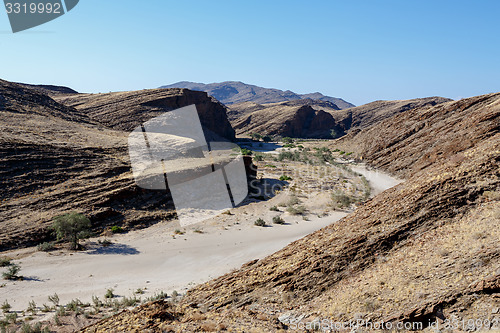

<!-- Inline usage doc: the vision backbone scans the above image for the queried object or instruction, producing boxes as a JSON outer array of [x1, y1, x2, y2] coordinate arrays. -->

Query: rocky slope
[[82, 93, 499, 332], [231, 101, 345, 139], [228, 97, 451, 139], [332, 96, 452, 132], [161, 81, 355, 109], [0, 80, 236, 251], [54, 88, 235, 141], [335, 93, 499, 178]]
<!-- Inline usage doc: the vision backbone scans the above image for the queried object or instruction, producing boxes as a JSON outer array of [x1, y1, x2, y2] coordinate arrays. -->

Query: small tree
[[51, 212, 91, 250], [262, 135, 271, 143], [251, 133, 262, 141]]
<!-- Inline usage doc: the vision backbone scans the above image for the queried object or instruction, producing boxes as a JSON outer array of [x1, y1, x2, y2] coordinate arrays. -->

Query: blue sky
[[1, 0, 499, 105]]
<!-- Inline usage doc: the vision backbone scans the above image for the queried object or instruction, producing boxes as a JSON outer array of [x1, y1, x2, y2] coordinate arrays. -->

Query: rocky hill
[[82, 93, 499, 332], [161, 81, 355, 109], [0, 80, 236, 251], [231, 101, 345, 139], [54, 88, 235, 141], [335, 93, 499, 178], [228, 96, 451, 139]]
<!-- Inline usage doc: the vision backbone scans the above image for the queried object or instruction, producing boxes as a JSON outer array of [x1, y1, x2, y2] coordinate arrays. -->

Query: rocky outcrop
[[54, 88, 235, 141], [232, 103, 344, 138], [228, 96, 451, 139]]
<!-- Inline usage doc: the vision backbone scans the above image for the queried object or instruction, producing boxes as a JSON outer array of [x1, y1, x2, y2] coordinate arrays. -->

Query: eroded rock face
[[54, 88, 235, 141], [232, 103, 344, 138]]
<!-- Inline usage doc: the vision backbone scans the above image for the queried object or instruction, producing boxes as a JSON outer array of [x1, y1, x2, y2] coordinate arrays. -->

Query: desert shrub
[[66, 299, 83, 312], [121, 296, 139, 307], [51, 212, 92, 250], [37, 241, 55, 252], [253, 153, 264, 162], [0, 258, 11, 267], [41, 304, 51, 312], [279, 175, 293, 181], [1, 300, 11, 313], [286, 205, 306, 215], [110, 226, 123, 233], [5, 312, 17, 323], [2, 263, 22, 280], [269, 206, 279, 211], [277, 151, 300, 161], [254, 218, 266, 227], [282, 137, 294, 144], [193, 229, 204, 234], [21, 321, 50, 333], [264, 164, 276, 168], [331, 192, 352, 208], [174, 229, 185, 235], [240, 148, 253, 156], [48, 293, 59, 306], [262, 135, 271, 143], [27, 300, 37, 315], [105, 288, 114, 299], [287, 195, 300, 206], [272, 216, 285, 225], [135, 288, 144, 295]]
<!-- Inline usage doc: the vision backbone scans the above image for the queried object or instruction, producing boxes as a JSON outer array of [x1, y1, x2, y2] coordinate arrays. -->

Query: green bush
[[105, 288, 114, 299], [279, 175, 293, 181], [331, 192, 352, 208], [240, 148, 253, 156], [0, 258, 11, 267], [286, 205, 306, 215], [272, 216, 285, 225], [51, 212, 92, 250], [1, 300, 11, 313], [48, 293, 59, 306], [253, 153, 264, 162], [269, 206, 279, 211], [2, 263, 22, 280], [264, 164, 276, 168], [37, 241, 56, 252], [110, 226, 123, 233], [254, 218, 266, 227]]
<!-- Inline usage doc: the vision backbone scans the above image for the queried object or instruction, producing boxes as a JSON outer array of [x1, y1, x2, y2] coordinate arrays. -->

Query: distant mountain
[[160, 81, 355, 109]]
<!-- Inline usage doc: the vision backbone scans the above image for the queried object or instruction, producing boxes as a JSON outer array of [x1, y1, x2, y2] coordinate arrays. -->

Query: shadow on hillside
[[86, 243, 140, 255]]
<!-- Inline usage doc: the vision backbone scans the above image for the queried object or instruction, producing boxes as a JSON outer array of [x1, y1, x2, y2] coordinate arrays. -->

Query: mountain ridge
[[160, 81, 355, 109]]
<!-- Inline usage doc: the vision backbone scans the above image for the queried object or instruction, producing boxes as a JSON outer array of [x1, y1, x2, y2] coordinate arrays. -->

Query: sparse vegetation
[[331, 192, 352, 209], [48, 293, 59, 306], [2, 263, 22, 280], [254, 218, 266, 227], [1, 300, 11, 313], [110, 226, 123, 233], [0, 258, 11, 267], [286, 205, 306, 215], [51, 212, 92, 250], [174, 229, 185, 235], [279, 175, 293, 181], [269, 206, 279, 211], [272, 216, 285, 224], [105, 288, 114, 299], [37, 241, 56, 252]]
